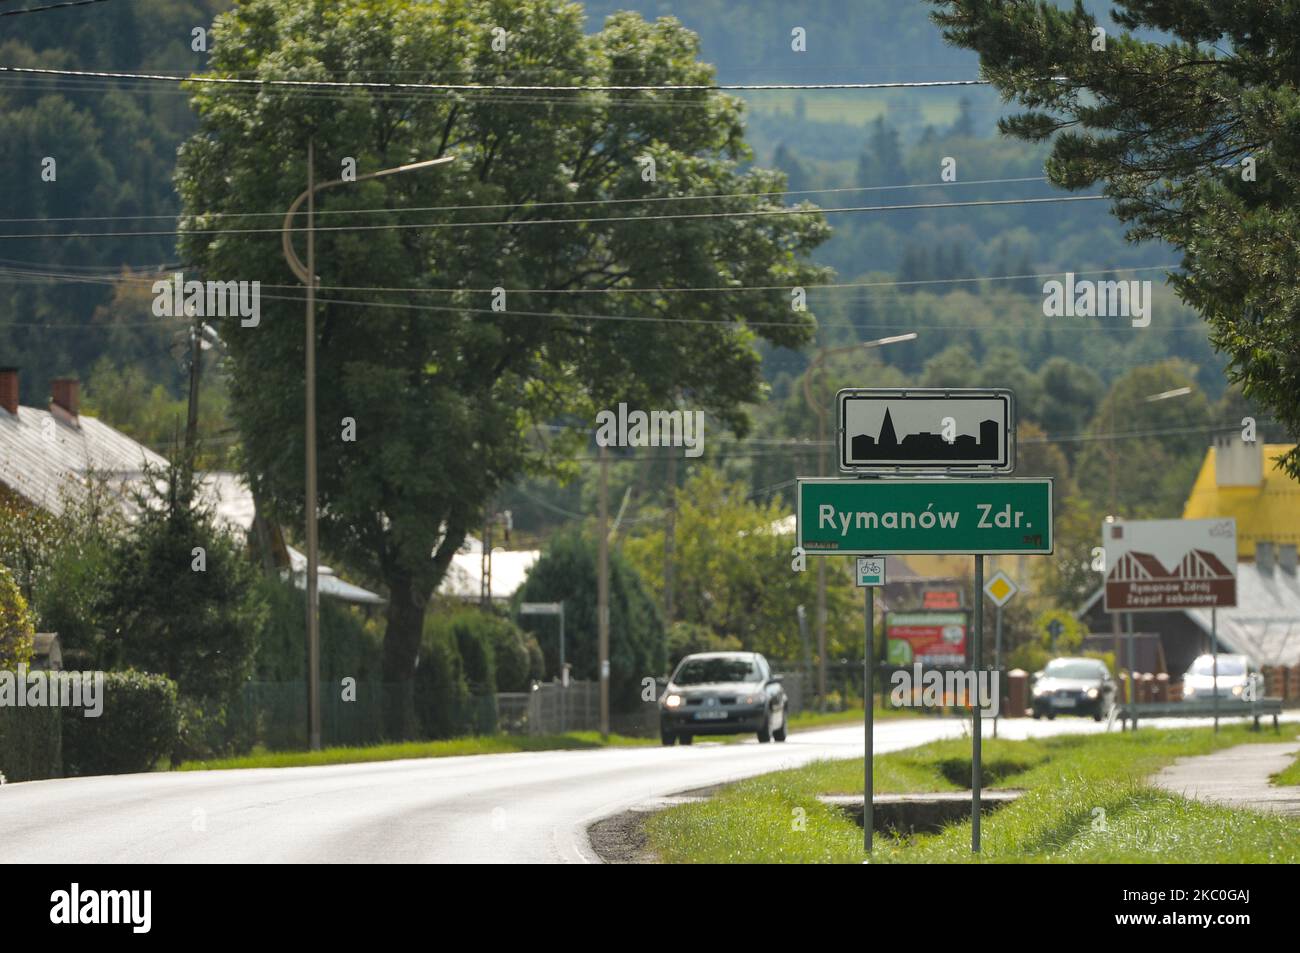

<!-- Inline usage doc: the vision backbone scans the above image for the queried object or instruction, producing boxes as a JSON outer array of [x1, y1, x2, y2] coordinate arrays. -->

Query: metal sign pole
[[993, 604, 1002, 739], [560, 603, 566, 733], [972, 554, 983, 854], [1212, 607, 1219, 733], [864, 584, 874, 854], [1126, 612, 1136, 704]]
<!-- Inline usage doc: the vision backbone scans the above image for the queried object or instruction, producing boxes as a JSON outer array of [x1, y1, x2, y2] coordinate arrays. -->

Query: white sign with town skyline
[[837, 388, 1014, 473]]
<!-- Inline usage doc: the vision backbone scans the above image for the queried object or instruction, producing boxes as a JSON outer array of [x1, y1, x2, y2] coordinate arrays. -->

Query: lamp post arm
[[281, 154, 457, 286]]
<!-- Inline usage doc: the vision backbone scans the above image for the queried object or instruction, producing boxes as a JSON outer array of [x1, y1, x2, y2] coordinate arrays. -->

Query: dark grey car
[[659, 651, 788, 746], [1031, 656, 1117, 721]]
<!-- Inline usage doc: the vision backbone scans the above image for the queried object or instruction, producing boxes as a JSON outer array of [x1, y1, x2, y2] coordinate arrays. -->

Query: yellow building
[[1182, 437, 1300, 559]]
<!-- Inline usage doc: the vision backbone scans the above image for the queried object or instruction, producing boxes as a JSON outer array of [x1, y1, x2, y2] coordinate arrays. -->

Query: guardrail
[[1113, 697, 1283, 733]]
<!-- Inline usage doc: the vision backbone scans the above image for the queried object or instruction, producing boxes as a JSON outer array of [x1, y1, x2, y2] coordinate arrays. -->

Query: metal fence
[[495, 681, 660, 737]]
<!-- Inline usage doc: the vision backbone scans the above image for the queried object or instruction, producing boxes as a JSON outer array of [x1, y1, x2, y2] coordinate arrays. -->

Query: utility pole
[[664, 451, 676, 625], [184, 318, 202, 463], [304, 138, 321, 752], [598, 443, 610, 739], [801, 333, 918, 711]]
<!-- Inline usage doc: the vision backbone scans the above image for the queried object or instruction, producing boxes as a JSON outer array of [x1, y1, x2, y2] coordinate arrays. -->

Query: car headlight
[[663, 693, 684, 709], [1032, 685, 1046, 697], [742, 693, 762, 705], [1086, 687, 1099, 699]]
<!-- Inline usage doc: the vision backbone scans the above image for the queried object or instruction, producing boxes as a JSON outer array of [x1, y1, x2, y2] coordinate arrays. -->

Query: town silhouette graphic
[[850, 408, 1000, 462]]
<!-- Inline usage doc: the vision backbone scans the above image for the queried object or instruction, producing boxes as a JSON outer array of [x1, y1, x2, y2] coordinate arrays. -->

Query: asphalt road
[[3, 714, 1295, 863]]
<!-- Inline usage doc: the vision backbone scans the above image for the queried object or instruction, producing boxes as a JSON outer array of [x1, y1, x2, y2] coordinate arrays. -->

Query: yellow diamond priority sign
[[983, 570, 1018, 607]]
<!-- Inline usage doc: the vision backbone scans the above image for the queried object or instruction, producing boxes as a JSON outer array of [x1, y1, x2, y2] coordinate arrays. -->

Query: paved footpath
[[1153, 738, 1300, 816]]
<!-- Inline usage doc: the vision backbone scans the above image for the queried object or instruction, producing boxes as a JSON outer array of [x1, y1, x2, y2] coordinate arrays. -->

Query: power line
[[0, 284, 1211, 335], [0, 65, 998, 92], [0, 0, 111, 16], [0, 176, 1057, 225], [0, 194, 1107, 241], [0, 261, 1177, 297]]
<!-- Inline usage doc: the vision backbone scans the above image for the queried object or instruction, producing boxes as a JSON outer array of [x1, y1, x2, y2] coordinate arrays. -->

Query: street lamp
[[800, 331, 917, 710], [1107, 384, 1193, 706], [282, 141, 455, 750]]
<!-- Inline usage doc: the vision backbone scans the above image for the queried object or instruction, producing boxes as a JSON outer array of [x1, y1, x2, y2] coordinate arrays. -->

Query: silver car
[[658, 651, 788, 746], [1182, 654, 1265, 702]]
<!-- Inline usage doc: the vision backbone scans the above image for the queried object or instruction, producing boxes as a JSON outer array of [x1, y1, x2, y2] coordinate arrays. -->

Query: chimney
[[50, 377, 79, 419], [0, 367, 16, 416], [1214, 433, 1264, 487], [1257, 541, 1274, 575], [1280, 543, 1297, 576]]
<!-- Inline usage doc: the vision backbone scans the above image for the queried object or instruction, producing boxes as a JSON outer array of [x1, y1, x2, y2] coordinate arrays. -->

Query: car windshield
[[674, 658, 761, 685], [1189, 657, 1246, 676], [1043, 660, 1104, 680]]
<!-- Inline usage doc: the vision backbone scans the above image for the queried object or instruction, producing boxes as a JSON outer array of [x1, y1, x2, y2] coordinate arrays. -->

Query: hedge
[[0, 701, 61, 782], [61, 671, 180, 776]]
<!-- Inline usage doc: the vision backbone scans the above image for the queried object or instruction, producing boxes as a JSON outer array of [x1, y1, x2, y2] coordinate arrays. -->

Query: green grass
[[787, 703, 923, 732], [1273, 752, 1300, 787], [646, 726, 1300, 863], [177, 731, 653, 771]]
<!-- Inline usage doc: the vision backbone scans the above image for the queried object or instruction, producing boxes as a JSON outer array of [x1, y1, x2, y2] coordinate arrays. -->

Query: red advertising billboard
[[885, 611, 967, 667]]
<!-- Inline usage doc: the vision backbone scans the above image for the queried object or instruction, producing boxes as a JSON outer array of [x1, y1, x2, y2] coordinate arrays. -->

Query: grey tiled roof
[[1185, 562, 1300, 668], [0, 405, 167, 515]]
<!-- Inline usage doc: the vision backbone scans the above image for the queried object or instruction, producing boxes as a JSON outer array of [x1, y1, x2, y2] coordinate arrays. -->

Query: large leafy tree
[[930, 0, 1300, 478], [176, 0, 829, 686], [624, 468, 857, 662], [515, 528, 665, 710]]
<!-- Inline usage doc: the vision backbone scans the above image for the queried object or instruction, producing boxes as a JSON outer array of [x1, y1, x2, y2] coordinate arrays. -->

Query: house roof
[[1182, 562, 1300, 668], [0, 401, 385, 607], [439, 534, 539, 602], [0, 404, 166, 515], [1183, 443, 1300, 558]]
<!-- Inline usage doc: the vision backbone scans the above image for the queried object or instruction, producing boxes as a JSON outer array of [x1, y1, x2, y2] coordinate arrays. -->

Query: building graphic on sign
[[850, 408, 1000, 463], [1102, 518, 1237, 611]]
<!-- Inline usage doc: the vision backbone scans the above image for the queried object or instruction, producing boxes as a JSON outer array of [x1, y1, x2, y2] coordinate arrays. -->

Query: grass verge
[[1273, 752, 1300, 787], [645, 725, 1300, 863], [178, 731, 653, 771], [787, 703, 922, 732]]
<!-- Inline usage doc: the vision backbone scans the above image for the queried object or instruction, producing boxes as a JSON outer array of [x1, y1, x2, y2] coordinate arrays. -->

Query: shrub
[[61, 671, 180, 776], [516, 528, 666, 710], [95, 458, 264, 702], [0, 703, 61, 782], [0, 565, 35, 669], [666, 621, 742, 669], [413, 624, 470, 739], [253, 576, 384, 683]]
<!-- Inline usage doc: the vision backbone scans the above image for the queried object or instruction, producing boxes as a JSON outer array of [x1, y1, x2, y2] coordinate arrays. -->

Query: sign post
[[972, 556, 983, 853], [799, 388, 1049, 856], [982, 570, 1018, 738], [520, 602, 566, 731], [856, 558, 883, 853]]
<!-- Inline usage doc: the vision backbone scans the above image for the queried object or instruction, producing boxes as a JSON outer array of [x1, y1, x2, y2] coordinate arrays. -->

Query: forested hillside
[[0, 0, 1260, 526]]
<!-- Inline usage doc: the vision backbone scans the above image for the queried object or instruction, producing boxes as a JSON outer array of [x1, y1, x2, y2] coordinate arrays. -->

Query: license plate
[[694, 711, 728, 721], [1050, 696, 1076, 708]]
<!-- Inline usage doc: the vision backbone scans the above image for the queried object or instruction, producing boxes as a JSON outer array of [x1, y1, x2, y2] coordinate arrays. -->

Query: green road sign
[[797, 478, 1053, 555]]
